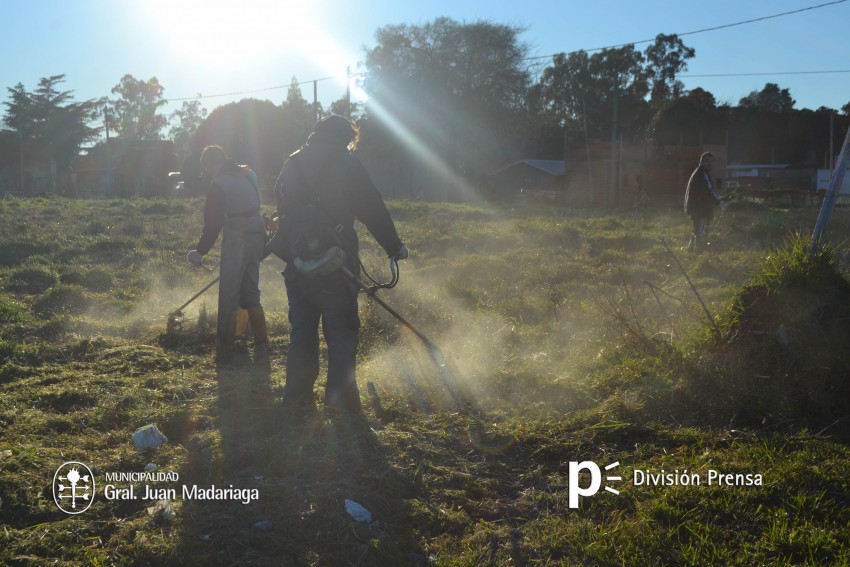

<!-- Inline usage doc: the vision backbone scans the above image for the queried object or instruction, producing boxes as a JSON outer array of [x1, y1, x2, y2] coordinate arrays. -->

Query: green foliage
[[2, 75, 100, 182], [706, 236, 850, 431], [3, 264, 58, 294], [108, 74, 168, 141], [0, 198, 849, 565], [31, 283, 90, 317]]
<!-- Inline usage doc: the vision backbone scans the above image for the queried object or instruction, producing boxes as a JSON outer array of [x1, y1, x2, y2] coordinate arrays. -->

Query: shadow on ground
[[176, 353, 420, 565]]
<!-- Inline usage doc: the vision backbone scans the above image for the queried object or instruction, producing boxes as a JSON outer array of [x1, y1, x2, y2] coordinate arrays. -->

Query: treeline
[[3, 17, 850, 199]]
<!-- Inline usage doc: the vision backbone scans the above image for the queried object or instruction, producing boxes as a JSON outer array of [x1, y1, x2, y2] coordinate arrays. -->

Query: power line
[[525, 0, 847, 61], [164, 1, 847, 105], [165, 75, 349, 104], [682, 69, 850, 78]]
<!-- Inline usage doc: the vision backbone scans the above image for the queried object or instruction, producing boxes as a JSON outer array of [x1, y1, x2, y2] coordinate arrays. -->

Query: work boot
[[325, 386, 362, 415], [279, 387, 316, 420], [247, 306, 269, 345]]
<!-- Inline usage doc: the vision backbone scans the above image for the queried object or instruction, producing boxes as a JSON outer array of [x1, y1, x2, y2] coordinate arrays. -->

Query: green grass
[[1, 195, 849, 565]]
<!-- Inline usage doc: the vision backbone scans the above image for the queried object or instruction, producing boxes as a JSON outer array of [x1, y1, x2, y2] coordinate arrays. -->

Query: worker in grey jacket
[[187, 145, 269, 361], [271, 115, 408, 414]]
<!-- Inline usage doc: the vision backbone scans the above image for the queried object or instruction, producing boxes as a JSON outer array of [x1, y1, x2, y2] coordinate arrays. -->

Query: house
[[71, 140, 179, 197], [725, 163, 817, 206], [816, 164, 850, 197], [488, 159, 565, 203]]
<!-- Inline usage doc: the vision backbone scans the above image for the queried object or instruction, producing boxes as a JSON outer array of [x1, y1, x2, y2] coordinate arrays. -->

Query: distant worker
[[187, 145, 269, 362], [268, 115, 408, 414], [684, 151, 727, 253]]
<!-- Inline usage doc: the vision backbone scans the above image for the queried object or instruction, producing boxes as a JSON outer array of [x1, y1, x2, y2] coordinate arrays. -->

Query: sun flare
[[140, 0, 357, 90]]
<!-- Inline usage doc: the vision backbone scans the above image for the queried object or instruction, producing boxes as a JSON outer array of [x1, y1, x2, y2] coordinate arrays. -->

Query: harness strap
[[292, 154, 345, 232]]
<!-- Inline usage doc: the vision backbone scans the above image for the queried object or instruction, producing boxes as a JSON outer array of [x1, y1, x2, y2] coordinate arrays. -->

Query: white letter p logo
[[569, 460, 601, 508]]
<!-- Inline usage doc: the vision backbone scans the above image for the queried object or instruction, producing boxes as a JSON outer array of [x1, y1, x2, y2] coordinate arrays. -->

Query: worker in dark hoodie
[[268, 115, 408, 414], [187, 145, 269, 363]]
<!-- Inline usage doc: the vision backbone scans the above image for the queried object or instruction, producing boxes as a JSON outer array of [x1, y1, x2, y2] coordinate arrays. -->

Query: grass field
[[1, 195, 849, 566]]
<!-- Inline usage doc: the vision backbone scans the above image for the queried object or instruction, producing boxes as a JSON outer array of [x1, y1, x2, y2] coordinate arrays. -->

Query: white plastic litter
[[133, 424, 167, 450], [345, 499, 372, 523], [147, 499, 175, 522]]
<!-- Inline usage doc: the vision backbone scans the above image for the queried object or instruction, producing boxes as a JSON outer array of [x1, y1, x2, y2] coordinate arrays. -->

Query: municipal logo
[[53, 462, 95, 514]]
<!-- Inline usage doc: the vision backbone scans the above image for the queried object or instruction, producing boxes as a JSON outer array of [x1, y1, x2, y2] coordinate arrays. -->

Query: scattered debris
[[252, 520, 273, 530], [133, 424, 167, 450], [144, 463, 158, 472], [344, 499, 371, 523], [147, 499, 175, 522]]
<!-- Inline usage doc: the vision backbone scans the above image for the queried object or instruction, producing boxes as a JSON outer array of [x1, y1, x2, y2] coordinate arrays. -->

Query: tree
[[188, 99, 288, 197], [329, 96, 362, 120], [531, 50, 593, 136], [362, 17, 532, 199], [533, 45, 649, 142], [646, 87, 720, 146], [169, 99, 207, 151], [644, 34, 695, 109], [109, 74, 168, 141], [739, 82, 795, 113], [279, 77, 315, 154], [2, 75, 99, 193]]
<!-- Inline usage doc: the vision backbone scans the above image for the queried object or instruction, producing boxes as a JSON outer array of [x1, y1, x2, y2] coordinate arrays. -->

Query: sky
[[2, 0, 849, 130]]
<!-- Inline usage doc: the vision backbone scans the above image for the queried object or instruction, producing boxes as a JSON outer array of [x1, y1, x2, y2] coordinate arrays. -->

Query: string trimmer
[[167, 274, 219, 332], [343, 258, 473, 412], [348, 258, 519, 451], [166, 260, 224, 332]]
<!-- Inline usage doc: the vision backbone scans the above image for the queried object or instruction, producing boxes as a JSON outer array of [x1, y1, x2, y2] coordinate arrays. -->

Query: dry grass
[[1, 196, 849, 565]]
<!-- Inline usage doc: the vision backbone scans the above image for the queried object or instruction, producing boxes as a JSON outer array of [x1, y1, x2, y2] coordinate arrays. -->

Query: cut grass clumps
[[59, 266, 113, 292], [31, 283, 91, 317], [3, 265, 59, 294], [0, 292, 31, 353], [696, 236, 850, 433]]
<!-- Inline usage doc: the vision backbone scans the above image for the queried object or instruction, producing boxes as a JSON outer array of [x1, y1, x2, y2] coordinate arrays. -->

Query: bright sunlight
[[140, 0, 358, 88]]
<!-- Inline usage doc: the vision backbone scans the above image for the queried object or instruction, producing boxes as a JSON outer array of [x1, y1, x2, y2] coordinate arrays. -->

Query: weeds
[[1, 198, 849, 564]]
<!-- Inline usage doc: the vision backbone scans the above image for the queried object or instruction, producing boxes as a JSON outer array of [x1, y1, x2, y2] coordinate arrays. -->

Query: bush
[[82, 267, 114, 292], [31, 284, 91, 317], [3, 265, 58, 294], [692, 236, 850, 433]]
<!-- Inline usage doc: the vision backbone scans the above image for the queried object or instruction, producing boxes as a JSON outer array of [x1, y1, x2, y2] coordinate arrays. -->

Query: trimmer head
[[166, 310, 184, 333]]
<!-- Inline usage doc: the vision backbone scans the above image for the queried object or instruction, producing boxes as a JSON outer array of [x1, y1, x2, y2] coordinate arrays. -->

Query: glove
[[393, 244, 409, 261], [187, 250, 203, 267]]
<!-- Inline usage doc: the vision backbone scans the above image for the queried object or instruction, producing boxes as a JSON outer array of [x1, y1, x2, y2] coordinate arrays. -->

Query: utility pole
[[313, 80, 318, 123], [345, 66, 351, 118], [562, 128, 568, 207], [829, 110, 835, 173], [18, 130, 24, 194], [582, 94, 593, 206], [104, 107, 110, 171], [609, 82, 618, 208]]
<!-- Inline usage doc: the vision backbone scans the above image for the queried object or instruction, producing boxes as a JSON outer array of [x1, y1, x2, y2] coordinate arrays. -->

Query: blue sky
[[2, 0, 848, 126]]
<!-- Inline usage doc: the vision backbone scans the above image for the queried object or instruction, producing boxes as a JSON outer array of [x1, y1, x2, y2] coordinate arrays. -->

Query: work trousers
[[688, 214, 712, 252], [283, 269, 361, 412], [218, 227, 265, 350]]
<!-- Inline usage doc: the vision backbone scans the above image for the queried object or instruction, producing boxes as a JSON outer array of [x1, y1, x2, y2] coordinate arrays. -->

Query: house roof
[[726, 164, 791, 171], [492, 159, 566, 176]]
